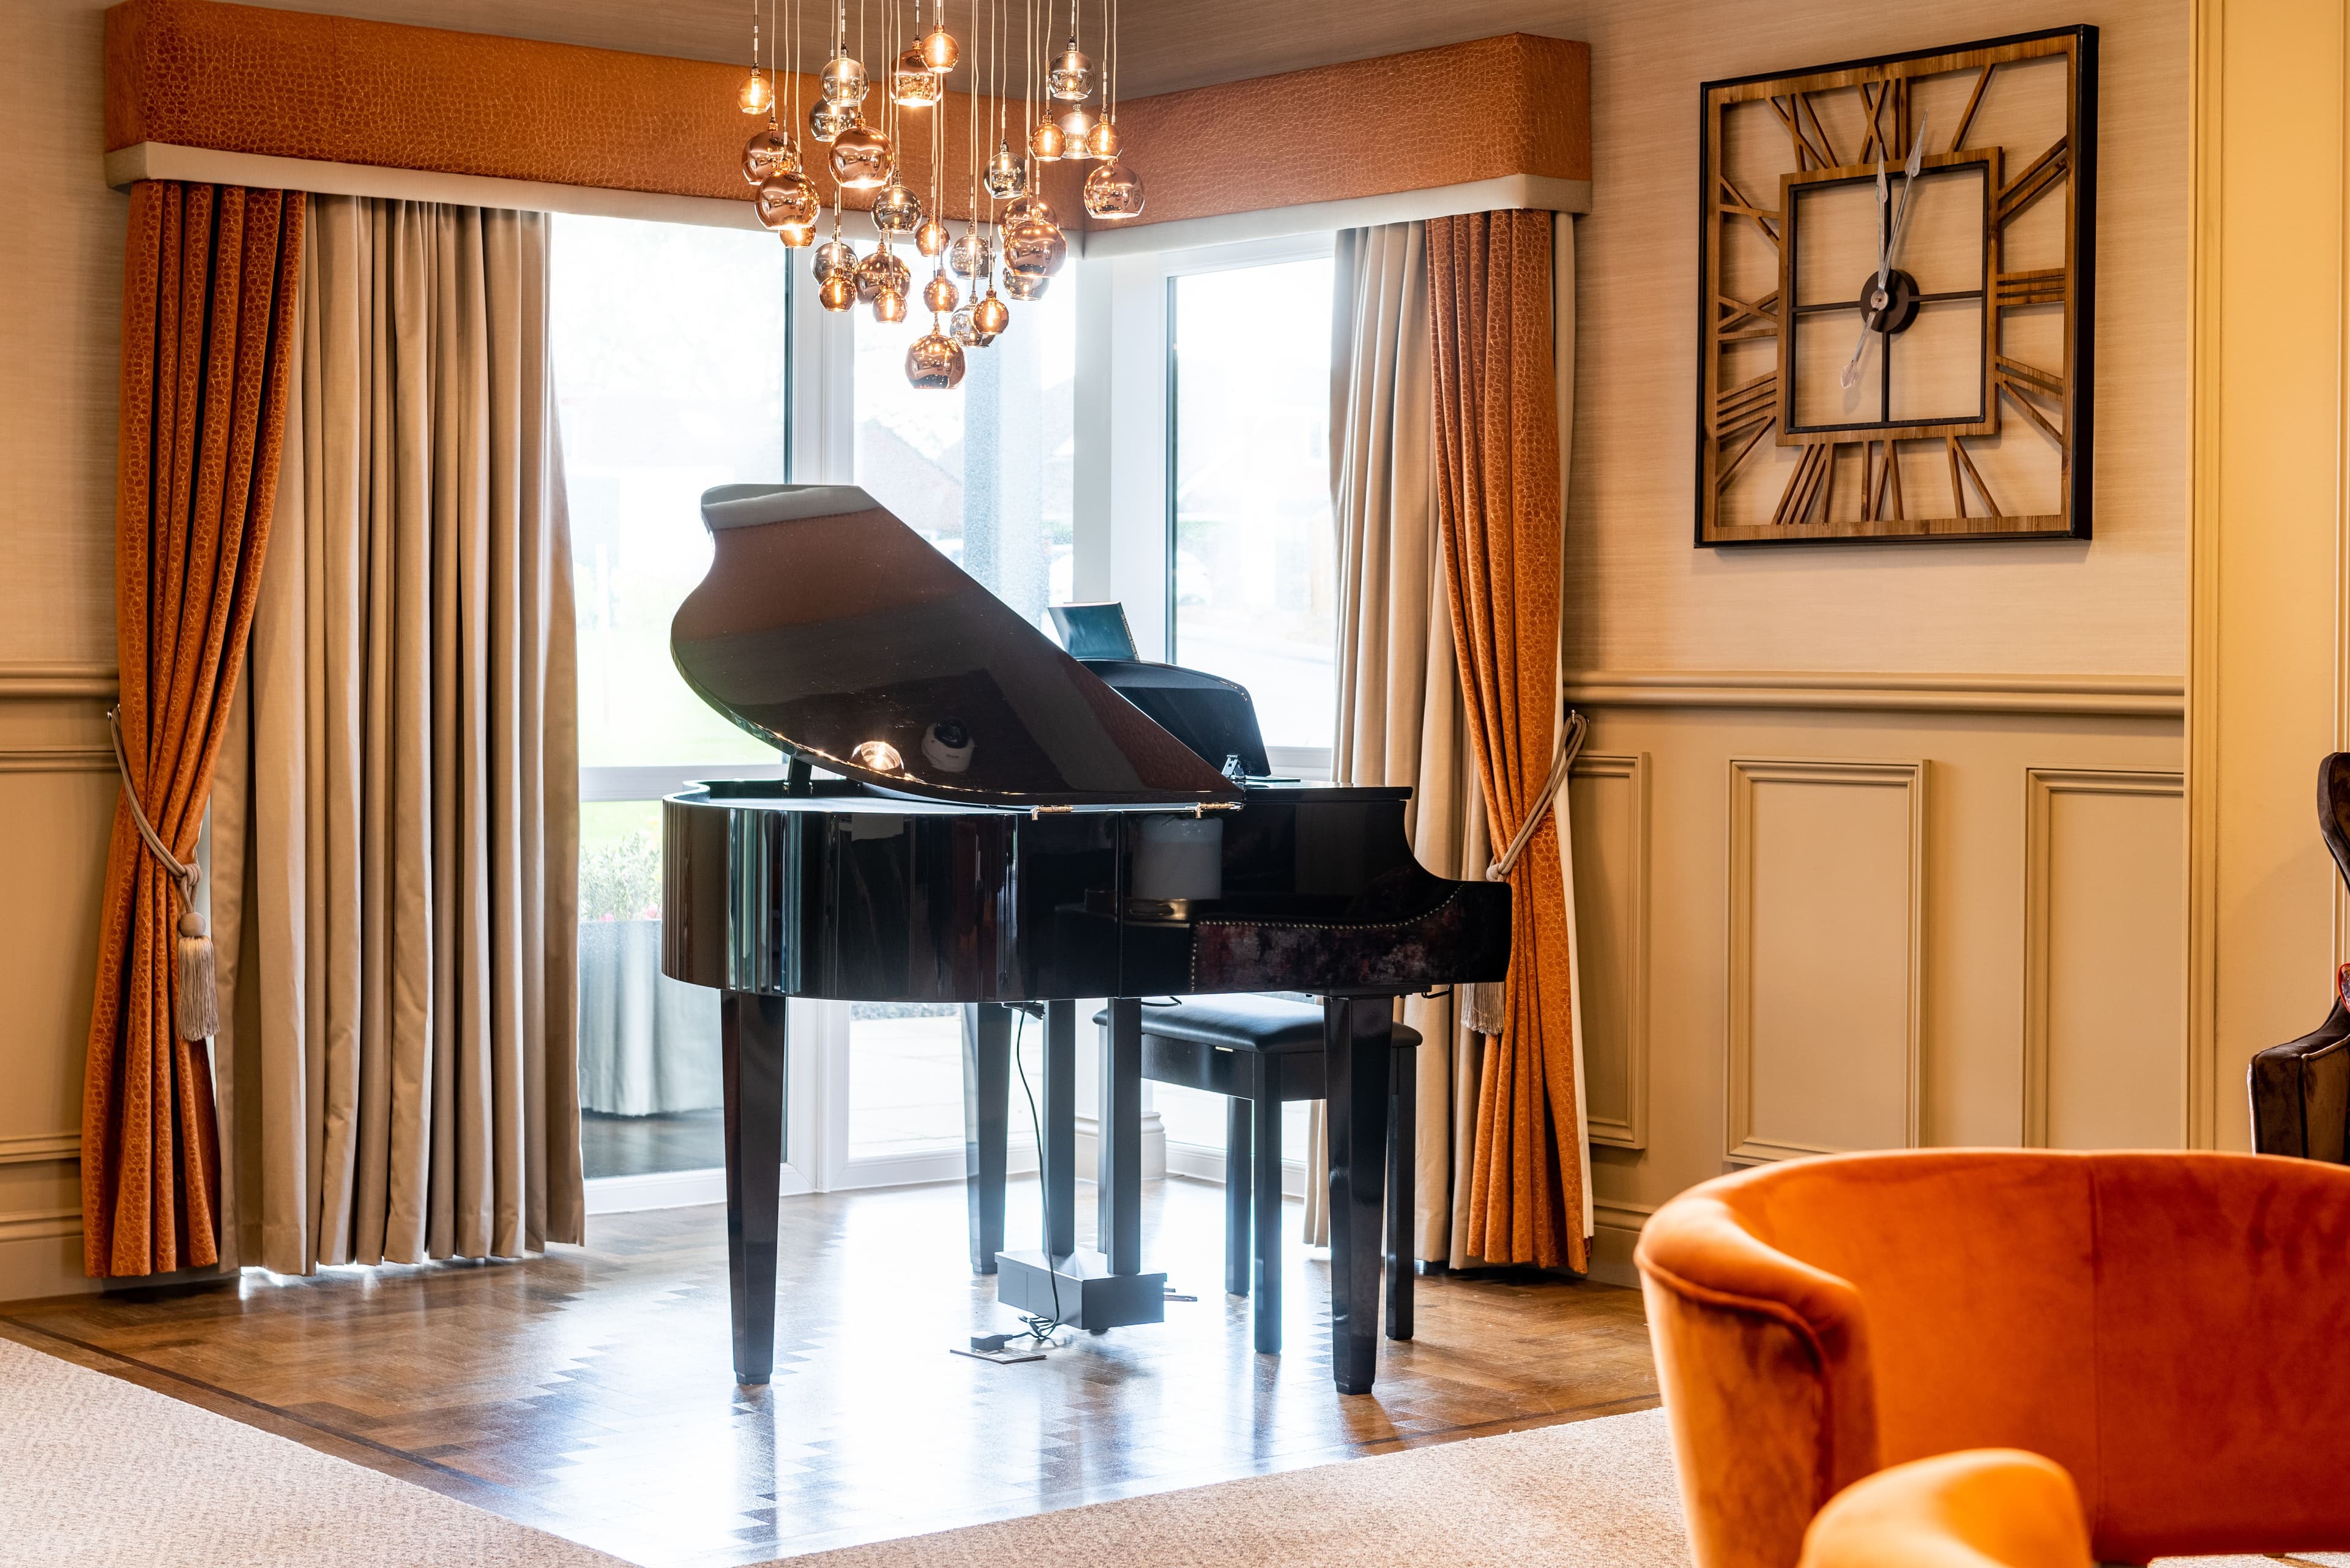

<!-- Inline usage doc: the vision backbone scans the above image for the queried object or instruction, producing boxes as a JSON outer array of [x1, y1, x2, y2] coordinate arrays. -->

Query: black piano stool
[[1099, 996, 1422, 1362]]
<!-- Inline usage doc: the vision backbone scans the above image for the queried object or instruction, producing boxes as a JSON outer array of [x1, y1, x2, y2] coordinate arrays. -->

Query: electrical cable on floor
[[1009, 1009, 1065, 1346]]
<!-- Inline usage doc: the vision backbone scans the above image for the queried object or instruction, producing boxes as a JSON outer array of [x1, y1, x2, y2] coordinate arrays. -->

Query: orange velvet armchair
[[1799, 1450, 2092, 1568], [1635, 1150, 2350, 1568]]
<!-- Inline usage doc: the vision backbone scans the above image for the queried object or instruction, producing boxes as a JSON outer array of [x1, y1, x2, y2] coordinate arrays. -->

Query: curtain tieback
[[1464, 708, 1589, 1037], [106, 707, 217, 1042]]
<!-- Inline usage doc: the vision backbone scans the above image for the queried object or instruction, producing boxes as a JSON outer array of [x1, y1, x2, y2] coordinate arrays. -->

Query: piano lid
[[672, 484, 1246, 808]]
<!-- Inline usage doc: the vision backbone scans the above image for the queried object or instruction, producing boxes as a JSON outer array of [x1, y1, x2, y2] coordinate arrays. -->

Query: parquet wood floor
[[0, 1176, 1658, 1567]]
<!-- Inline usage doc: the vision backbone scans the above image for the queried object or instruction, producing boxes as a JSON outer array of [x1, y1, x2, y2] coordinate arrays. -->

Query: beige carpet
[[0, 1334, 2316, 1568], [0, 1336, 628, 1567]]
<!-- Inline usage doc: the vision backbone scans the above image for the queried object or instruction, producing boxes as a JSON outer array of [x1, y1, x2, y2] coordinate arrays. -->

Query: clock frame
[[1697, 27, 2097, 546]]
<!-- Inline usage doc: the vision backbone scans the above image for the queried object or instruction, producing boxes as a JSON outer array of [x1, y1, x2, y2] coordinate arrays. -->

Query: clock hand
[[1881, 110, 1932, 279], [1838, 154, 1890, 390], [1838, 113, 1932, 392]]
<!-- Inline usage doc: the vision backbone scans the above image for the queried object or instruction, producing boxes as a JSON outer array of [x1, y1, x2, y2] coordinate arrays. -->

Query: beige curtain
[[1306, 221, 1490, 1266], [1311, 217, 1584, 1267], [211, 193, 583, 1275]]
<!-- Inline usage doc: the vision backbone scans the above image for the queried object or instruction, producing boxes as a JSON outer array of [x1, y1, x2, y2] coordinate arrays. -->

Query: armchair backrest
[[1640, 1150, 2350, 1568]]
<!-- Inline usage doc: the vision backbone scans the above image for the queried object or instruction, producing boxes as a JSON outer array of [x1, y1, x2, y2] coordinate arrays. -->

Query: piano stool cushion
[[1093, 994, 1422, 1055]]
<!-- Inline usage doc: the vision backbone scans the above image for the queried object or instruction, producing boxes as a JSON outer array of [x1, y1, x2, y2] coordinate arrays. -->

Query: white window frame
[[1077, 230, 1338, 785]]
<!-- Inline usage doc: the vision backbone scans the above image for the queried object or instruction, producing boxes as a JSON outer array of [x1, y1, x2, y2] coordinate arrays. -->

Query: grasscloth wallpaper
[[0, 0, 2187, 1300]]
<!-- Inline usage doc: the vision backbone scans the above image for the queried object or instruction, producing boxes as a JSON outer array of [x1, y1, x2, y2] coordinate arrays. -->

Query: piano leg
[[1224, 1096, 1253, 1299], [1386, 1036, 1417, 1343], [1098, 998, 1144, 1275], [1042, 1001, 1078, 1259], [1251, 1065, 1283, 1355], [720, 990, 787, 1385], [963, 1004, 1011, 1275], [1323, 996, 1393, 1395]]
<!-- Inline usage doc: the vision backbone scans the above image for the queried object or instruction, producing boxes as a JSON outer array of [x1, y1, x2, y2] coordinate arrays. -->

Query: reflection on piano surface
[[659, 484, 1509, 1394]]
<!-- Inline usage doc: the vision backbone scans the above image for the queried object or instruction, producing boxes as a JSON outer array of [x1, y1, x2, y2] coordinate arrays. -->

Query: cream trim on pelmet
[[211, 193, 583, 1274]]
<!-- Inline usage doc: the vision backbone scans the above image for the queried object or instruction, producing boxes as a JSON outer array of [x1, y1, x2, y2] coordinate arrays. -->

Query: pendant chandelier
[[733, 0, 1143, 392]]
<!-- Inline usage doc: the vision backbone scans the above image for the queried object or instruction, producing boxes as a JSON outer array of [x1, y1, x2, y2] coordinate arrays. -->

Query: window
[[1155, 244, 1337, 1169], [839, 261, 1078, 1169], [1168, 250, 1338, 767], [554, 214, 792, 1183]]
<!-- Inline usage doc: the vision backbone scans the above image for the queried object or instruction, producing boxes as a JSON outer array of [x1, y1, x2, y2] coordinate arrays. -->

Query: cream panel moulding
[[1565, 670, 2185, 719]]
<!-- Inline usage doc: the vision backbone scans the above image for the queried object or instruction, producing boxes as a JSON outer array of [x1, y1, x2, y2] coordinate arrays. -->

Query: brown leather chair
[[2249, 753, 2350, 1161]]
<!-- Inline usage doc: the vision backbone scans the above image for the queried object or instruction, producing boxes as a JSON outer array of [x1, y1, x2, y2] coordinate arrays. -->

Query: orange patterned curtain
[[1428, 209, 1585, 1274], [83, 181, 305, 1278]]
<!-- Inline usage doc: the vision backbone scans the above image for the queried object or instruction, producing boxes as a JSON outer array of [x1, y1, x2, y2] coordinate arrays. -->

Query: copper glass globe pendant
[[1048, 36, 1092, 100], [821, 53, 868, 105], [916, 217, 952, 258], [756, 171, 822, 232], [857, 241, 911, 303], [872, 179, 924, 235], [873, 287, 909, 324], [971, 289, 1010, 341], [948, 227, 992, 278], [923, 271, 960, 314], [736, 0, 774, 121], [744, 122, 800, 182], [906, 326, 967, 389], [810, 98, 859, 142], [830, 123, 894, 188], [1083, 155, 1143, 220], [983, 143, 1026, 198], [892, 45, 942, 107]]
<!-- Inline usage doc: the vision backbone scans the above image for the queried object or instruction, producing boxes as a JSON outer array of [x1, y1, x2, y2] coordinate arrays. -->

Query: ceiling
[[239, 0, 1585, 99]]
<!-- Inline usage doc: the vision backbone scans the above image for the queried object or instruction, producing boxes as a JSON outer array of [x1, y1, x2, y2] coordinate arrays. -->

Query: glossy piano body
[[657, 483, 1509, 1396], [662, 780, 1504, 1004]]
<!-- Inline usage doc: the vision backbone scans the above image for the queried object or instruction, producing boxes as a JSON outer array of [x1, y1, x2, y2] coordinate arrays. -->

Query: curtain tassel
[[176, 911, 219, 1041], [108, 706, 216, 1042], [1469, 709, 1589, 1039]]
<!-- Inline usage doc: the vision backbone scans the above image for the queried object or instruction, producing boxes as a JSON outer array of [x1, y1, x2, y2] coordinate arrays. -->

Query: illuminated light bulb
[[1084, 118, 1120, 160], [1003, 214, 1067, 279], [923, 271, 958, 313], [983, 142, 1026, 198], [920, 25, 958, 71], [1000, 264, 1050, 301], [1083, 157, 1144, 220], [1048, 39, 1094, 100], [891, 46, 941, 107], [873, 287, 908, 324], [755, 172, 821, 232], [814, 237, 857, 285], [738, 68, 774, 115], [830, 124, 894, 189], [950, 305, 978, 345], [821, 54, 869, 104], [810, 97, 860, 143], [1028, 119, 1065, 161], [906, 326, 966, 389], [819, 271, 859, 311], [971, 289, 1009, 342], [947, 228, 992, 278], [777, 222, 816, 248], [744, 123, 801, 184], [856, 241, 911, 302], [1055, 105, 1096, 148], [871, 181, 923, 235], [915, 218, 951, 258], [849, 739, 903, 771]]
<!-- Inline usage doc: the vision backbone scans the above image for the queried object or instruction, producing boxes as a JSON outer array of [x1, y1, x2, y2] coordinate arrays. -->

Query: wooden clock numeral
[[1698, 28, 2096, 547]]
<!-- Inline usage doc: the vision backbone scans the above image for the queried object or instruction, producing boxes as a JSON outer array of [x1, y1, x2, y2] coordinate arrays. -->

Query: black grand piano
[[658, 483, 1509, 1394]]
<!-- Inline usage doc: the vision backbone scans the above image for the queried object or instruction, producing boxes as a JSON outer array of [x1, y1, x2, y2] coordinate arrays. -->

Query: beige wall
[[0, 0, 2193, 1299], [1543, 0, 2191, 1282]]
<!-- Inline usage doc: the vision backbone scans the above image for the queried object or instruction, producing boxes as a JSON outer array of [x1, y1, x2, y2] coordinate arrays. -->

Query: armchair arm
[[1637, 1191, 1879, 1568], [1799, 1451, 2092, 1568]]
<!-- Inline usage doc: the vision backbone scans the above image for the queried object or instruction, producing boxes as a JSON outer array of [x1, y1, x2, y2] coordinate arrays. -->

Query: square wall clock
[[1696, 27, 2095, 546]]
